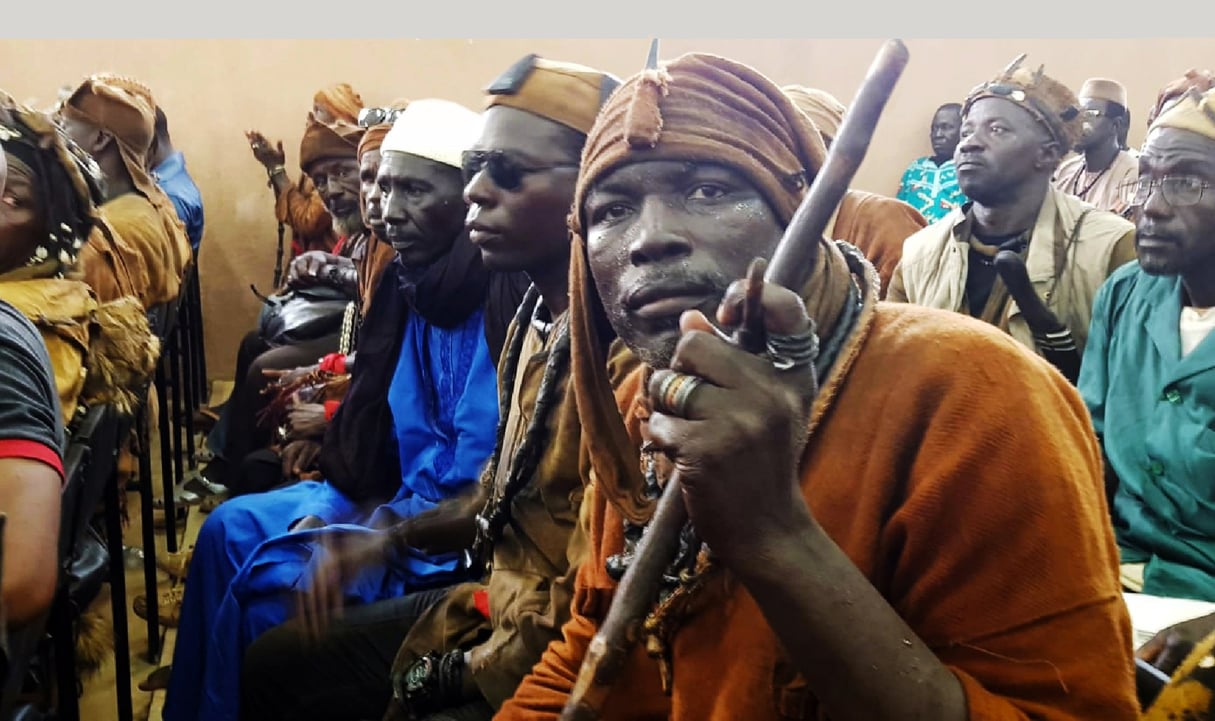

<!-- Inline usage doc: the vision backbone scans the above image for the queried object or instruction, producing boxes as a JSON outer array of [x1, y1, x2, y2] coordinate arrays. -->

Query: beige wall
[[0, 38, 1207, 379]]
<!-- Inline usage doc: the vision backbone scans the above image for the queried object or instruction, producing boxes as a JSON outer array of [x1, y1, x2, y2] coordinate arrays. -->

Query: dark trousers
[[418, 699, 496, 721], [210, 329, 339, 495], [237, 448, 294, 496], [240, 588, 451, 721]]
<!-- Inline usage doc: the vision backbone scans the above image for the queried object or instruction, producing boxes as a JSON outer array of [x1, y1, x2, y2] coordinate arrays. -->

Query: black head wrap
[[0, 92, 105, 277]]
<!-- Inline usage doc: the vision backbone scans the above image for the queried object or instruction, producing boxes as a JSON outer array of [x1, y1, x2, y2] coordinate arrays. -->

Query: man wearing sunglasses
[[889, 56, 1136, 382], [1052, 78, 1138, 217], [1078, 86, 1215, 607], [163, 99, 524, 721], [497, 50, 1137, 721], [238, 55, 617, 721]]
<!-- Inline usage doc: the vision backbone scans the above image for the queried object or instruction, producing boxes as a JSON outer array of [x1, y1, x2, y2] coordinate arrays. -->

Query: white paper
[[1123, 592, 1215, 647]]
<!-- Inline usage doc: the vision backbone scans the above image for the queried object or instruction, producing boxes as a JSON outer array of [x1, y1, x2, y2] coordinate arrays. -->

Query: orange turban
[[573, 53, 827, 238], [313, 83, 364, 125], [1147, 69, 1215, 127], [782, 84, 846, 146], [358, 124, 390, 159], [568, 52, 831, 524], [299, 116, 364, 171], [484, 54, 620, 135]]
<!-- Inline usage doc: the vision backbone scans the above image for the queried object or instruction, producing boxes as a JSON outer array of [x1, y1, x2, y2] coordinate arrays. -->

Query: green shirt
[[1079, 261, 1215, 600]]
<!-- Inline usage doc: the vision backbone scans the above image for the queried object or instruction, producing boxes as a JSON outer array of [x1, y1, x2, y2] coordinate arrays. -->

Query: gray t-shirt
[[0, 300, 64, 476]]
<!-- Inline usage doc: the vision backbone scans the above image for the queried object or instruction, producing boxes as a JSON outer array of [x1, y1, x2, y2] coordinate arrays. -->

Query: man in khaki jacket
[[888, 55, 1135, 381]]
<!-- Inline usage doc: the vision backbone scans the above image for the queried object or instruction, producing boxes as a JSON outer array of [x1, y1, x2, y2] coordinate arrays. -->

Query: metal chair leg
[[136, 403, 160, 661], [177, 321, 198, 472], [50, 587, 79, 721], [155, 358, 178, 554], [168, 329, 187, 493], [104, 460, 134, 721], [190, 269, 208, 405]]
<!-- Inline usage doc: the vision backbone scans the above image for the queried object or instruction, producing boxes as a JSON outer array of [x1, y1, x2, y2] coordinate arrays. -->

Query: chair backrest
[[148, 279, 187, 342], [56, 443, 90, 569], [63, 405, 114, 549]]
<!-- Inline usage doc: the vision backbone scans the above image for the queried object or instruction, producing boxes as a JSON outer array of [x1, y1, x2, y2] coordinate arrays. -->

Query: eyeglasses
[[461, 149, 578, 191], [357, 107, 405, 129], [1131, 175, 1213, 207]]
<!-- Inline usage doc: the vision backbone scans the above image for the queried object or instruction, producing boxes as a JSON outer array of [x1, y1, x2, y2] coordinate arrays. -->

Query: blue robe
[[1079, 261, 1215, 600], [163, 307, 498, 721]]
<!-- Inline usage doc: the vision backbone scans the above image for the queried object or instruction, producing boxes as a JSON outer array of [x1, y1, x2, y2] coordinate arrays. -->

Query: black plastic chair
[[45, 435, 91, 721], [37, 405, 131, 721]]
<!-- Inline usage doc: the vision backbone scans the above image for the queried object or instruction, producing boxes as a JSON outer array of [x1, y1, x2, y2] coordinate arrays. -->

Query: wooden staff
[[560, 39, 911, 721]]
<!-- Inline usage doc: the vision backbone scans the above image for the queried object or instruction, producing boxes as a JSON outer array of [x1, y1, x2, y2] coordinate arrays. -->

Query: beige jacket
[[888, 186, 1136, 355]]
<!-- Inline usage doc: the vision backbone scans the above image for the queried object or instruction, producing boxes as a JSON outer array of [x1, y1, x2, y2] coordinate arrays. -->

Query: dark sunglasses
[[357, 107, 405, 129], [461, 149, 578, 191]]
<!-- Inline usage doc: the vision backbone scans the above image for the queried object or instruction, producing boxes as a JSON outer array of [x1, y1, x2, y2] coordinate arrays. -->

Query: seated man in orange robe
[[496, 51, 1139, 721]]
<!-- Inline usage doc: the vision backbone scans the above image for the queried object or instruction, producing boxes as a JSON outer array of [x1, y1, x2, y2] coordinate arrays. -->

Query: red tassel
[[473, 589, 491, 619]]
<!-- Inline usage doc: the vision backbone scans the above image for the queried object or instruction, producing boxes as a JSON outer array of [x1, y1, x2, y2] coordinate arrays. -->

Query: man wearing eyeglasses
[[1052, 78, 1138, 217], [888, 57, 1136, 382], [1078, 86, 1215, 605]]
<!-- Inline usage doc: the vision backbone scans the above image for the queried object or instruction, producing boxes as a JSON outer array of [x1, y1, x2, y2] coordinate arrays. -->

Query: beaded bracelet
[[1033, 327, 1077, 354]]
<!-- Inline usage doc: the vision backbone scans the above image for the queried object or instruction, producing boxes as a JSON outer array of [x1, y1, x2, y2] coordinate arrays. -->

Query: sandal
[[133, 585, 186, 628], [138, 665, 173, 692], [199, 494, 227, 514]]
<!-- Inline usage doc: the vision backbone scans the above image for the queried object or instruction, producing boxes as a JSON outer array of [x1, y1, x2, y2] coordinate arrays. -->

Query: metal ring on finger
[[765, 320, 820, 371], [654, 371, 705, 418]]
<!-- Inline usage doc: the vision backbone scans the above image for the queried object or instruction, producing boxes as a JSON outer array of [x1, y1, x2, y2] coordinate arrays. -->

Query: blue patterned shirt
[[896, 157, 967, 224]]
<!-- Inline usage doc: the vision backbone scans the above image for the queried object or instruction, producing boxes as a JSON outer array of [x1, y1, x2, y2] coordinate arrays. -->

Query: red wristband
[[318, 353, 346, 375], [324, 399, 341, 421]]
